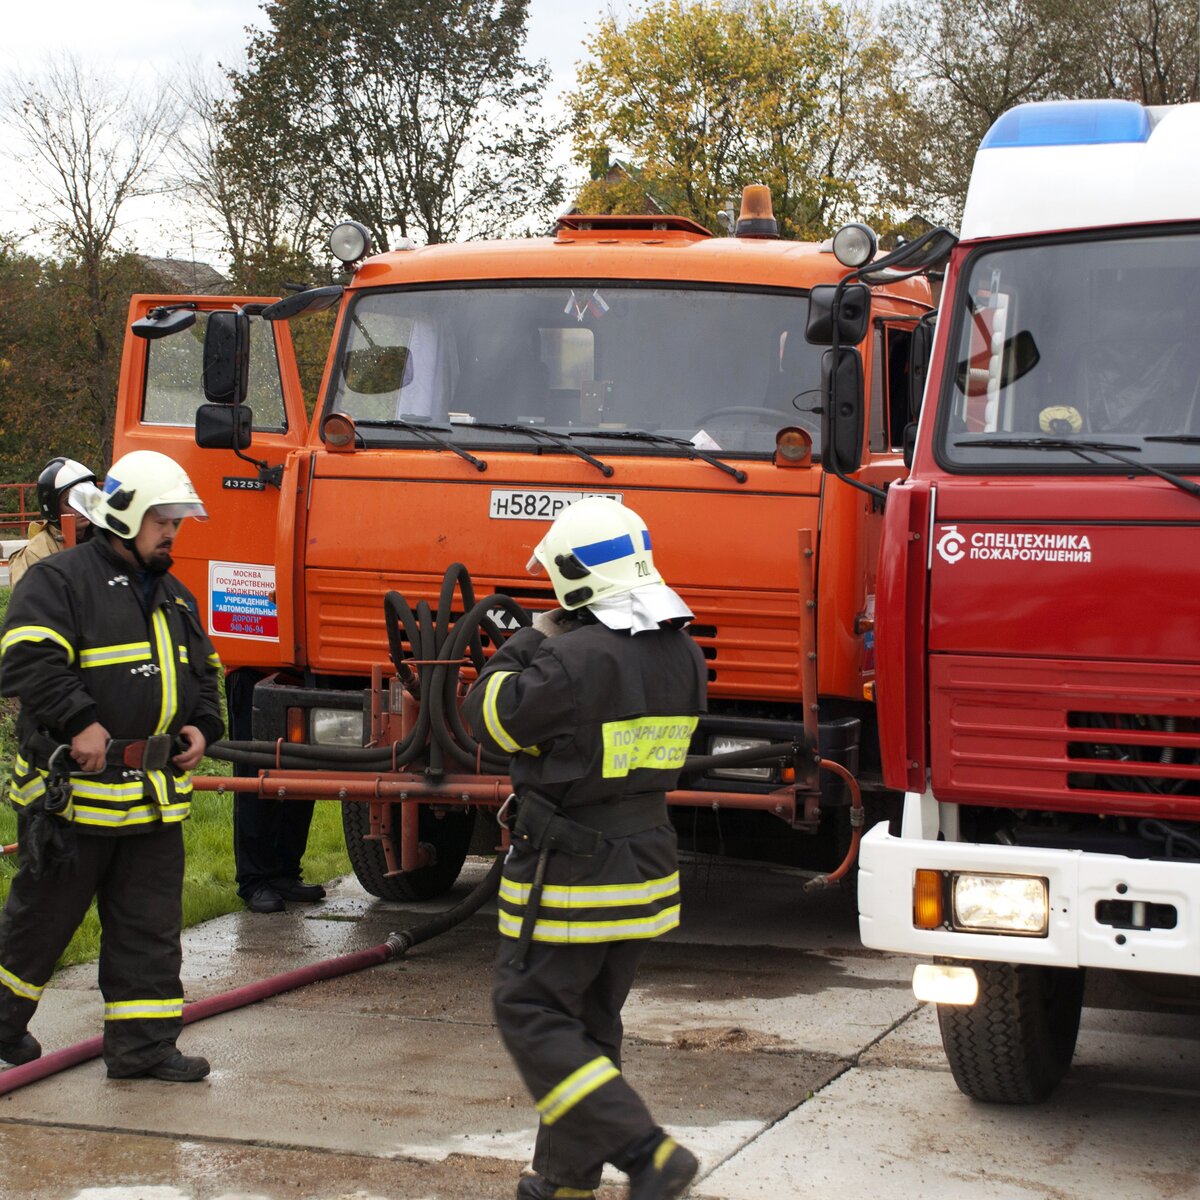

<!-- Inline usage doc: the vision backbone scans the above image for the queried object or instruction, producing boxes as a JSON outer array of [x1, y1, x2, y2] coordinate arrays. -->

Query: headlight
[[952, 873, 1049, 935], [708, 735, 773, 781], [310, 707, 364, 747], [912, 963, 979, 1005]]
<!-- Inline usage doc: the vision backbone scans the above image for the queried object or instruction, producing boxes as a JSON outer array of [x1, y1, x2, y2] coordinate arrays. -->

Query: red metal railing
[[0, 483, 37, 544]]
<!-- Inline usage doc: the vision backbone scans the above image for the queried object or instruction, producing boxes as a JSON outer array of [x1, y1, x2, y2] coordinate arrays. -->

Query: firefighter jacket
[[464, 620, 707, 945], [0, 537, 224, 834], [7, 522, 63, 589]]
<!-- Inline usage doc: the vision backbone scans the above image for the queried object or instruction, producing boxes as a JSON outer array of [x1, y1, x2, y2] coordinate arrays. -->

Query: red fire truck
[[855, 99, 1200, 1102]]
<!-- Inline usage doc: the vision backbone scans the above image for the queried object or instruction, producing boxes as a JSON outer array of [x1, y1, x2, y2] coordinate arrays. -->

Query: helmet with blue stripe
[[529, 497, 662, 609]]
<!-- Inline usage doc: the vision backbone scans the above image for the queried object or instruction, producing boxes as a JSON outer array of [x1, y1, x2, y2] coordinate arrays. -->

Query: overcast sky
[[0, 0, 627, 262]]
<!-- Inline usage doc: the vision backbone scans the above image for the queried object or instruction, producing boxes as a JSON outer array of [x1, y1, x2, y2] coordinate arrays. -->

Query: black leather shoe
[[245, 885, 286, 913], [270, 877, 326, 902], [0, 1032, 41, 1066], [516, 1175, 595, 1200], [112, 1050, 210, 1082], [627, 1136, 698, 1200]]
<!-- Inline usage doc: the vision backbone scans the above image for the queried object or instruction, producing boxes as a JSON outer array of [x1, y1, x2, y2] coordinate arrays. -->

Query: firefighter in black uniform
[[465, 498, 706, 1200], [0, 450, 223, 1081]]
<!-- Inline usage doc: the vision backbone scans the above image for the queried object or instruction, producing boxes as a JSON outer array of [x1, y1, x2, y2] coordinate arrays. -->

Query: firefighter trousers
[[0, 818, 185, 1076], [493, 935, 659, 1190]]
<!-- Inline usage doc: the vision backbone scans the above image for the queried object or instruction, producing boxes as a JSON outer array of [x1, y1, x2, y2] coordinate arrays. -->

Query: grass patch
[[0, 584, 351, 969]]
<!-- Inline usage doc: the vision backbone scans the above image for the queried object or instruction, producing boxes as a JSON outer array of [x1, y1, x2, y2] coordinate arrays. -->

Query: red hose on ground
[[0, 845, 17, 857], [0, 939, 399, 1097], [0, 855, 505, 1098]]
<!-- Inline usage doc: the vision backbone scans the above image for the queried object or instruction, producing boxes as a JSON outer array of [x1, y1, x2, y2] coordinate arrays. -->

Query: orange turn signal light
[[322, 413, 358, 452], [913, 869, 944, 929], [774, 426, 812, 467], [286, 707, 308, 744]]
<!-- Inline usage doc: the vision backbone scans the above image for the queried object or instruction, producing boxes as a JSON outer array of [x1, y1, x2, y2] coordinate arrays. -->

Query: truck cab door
[[113, 294, 310, 671]]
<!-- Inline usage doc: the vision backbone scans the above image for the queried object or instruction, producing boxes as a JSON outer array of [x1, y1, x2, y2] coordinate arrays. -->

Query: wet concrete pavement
[[1, 856, 1198, 1200]]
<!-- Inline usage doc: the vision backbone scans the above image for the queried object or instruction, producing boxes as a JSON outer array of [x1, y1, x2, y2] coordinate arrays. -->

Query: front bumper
[[858, 821, 1200, 977]]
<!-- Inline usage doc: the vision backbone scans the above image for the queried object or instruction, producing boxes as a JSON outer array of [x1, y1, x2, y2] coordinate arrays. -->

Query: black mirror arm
[[828, 276, 888, 505], [230, 441, 282, 488]]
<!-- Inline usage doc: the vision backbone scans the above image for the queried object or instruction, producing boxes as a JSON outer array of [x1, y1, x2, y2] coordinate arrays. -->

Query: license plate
[[488, 490, 622, 520]]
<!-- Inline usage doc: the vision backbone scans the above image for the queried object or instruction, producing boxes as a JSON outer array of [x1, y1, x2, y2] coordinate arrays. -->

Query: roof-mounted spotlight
[[831, 222, 877, 268], [329, 221, 372, 266], [735, 185, 778, 239]]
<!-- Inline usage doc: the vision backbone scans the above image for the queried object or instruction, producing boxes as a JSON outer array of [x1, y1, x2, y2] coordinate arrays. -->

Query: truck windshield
[[327, 284, 823, 456], [939, 229, 1200, 471]]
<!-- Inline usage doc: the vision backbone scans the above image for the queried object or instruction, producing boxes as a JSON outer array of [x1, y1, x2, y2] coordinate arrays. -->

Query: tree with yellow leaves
[[568, 0, 914, 239]]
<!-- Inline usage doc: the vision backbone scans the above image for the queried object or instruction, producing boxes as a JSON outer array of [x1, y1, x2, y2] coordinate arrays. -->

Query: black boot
[[110, 1050, 211, 1082], [0, 1032, 41, 1066], [624, 1134, 698, 1200], [515, 1175, 595, 1200]]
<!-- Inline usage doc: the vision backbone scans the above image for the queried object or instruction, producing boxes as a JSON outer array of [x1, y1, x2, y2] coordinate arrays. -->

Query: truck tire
[[937, 959, 1085, 1104], [342, 802, 476, 902]]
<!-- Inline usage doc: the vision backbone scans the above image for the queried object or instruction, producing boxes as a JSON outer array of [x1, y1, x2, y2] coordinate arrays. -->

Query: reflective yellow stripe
[[151, 610, 177, 734], [0, 625, 75, 664], [178, 646, 189, 664], [69, 778, 148, 802], [499, 872, 680, 909], [72, 804, 161, 827], [80, 641, 152, 668], [483, 671, 521, 752], [537, 1056, 620, 1125], [104, 997, 184, 1021], [497, 905, 681, 943], [206, 652, 221, 669], [0, 963, 44, 1002], [601, 715, 697, 779]]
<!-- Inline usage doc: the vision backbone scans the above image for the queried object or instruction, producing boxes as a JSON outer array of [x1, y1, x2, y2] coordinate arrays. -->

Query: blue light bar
[[982, 100, 1150, 149]]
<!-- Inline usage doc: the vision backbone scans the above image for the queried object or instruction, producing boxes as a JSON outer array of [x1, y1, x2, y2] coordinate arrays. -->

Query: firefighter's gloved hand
[[531, 608, 572, 638]]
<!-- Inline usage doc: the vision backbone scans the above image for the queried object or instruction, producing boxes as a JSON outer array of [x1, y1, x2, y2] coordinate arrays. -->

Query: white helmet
[[87, 451, 207, 539], [529, 498, 661, 609]]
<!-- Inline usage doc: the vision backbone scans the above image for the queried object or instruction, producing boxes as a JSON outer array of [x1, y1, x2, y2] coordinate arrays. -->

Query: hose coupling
[[385, 931, 414, 958]]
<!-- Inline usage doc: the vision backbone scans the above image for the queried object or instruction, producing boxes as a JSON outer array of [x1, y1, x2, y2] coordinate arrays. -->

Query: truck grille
[[306, 571, 804, 698], [1066, 712, 1200, 797], [929, 655, 1200, 819]]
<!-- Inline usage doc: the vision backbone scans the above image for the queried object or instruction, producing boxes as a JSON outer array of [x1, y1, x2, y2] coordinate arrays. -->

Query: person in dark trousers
[[229, 667, 323, 913], [0, 450, 222, 1082], [464, 498, 706, 1200]]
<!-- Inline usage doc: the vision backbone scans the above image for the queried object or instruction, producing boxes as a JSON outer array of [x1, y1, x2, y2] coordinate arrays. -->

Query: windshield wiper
[[958, 436, 1200, 500], [569, 430, 747, 484], [356, 419, 487, 472], [1144, 435, 1200, 444], [451, 421, 613, 477]]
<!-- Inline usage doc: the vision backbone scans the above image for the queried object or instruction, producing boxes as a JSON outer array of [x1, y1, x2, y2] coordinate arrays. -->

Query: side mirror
[[909, 320, 934, 418], [203, 311, 250, 404], [821, 348, 865, 473], [196, 403, 253, 450], [956, 328, 1041, 395], [805, 283, 870, 346], [132, 307, 197, 340]]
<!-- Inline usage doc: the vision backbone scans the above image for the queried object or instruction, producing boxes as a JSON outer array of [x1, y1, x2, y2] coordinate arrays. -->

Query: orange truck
[[112, 190, 932, 901]]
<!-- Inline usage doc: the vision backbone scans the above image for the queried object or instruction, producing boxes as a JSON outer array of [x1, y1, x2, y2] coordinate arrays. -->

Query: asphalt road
[[1, 855, 1198, 1200]]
